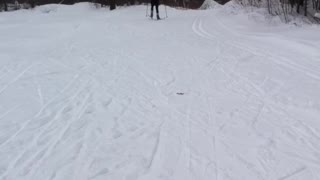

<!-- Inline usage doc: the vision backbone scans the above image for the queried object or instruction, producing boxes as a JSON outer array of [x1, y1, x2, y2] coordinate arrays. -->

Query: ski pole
[[165, 4, 168, 18], [146, 3, 149, 17]]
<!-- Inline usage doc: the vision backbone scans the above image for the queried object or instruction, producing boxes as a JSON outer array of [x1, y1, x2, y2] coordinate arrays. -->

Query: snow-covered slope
[[200, 0, 222, 9], [1, 3, 320, 180]]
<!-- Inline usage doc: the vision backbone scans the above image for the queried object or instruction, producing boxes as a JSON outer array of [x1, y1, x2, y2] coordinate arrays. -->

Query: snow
[[1, 2, 320, 180], [200, 0, 222, 9], [315, 13, 320, 19]]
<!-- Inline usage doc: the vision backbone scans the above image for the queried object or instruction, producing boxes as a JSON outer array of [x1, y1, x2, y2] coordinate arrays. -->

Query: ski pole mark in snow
[[28, 90, 92, 179], [0, 74, 80, 149], [191, 12, 320, 180], [277, 166, 306, 180], [0, 66, 10, 81], [0, 64, 35, 95], [0, 77, 91, 180], [145, 118, 166, 171], [0, 105, 21, 120], [194, 14, 320, 83], [37, 83, 44, 106], [213, 15, 320, 81]]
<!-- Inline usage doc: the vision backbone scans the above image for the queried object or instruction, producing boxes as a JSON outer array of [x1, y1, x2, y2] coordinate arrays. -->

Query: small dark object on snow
[[176, 92, 184, 95]]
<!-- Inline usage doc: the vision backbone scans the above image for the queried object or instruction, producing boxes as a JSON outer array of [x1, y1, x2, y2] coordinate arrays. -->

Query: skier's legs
[[150, 3, 154, 17], [156, 5, 160, 19], [151, 0, 160, 19], [156, 4, 159, 14], [155, 0, 159, 19]]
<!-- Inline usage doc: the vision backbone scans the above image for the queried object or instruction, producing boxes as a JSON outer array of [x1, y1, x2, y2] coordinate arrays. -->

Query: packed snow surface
[[1, 2, 320, 180]]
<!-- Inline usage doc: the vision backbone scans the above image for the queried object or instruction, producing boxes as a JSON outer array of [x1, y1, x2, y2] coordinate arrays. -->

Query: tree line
[[1, 0, 318, 22], [237, 0, 320, 21], [0, 0, 206, 11]]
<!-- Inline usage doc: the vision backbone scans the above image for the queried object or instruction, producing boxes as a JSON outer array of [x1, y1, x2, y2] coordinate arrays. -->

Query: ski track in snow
[[1, 3, 320, 180]]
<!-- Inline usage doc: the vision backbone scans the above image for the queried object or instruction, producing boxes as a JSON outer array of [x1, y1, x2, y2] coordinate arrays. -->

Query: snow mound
[[246, 8, 283, 25], [35, 4, 59, 14], [34, 3, 96, 14], [216, 0, 311, 25], [315, 13, 320, 19], [200, 0, 222, 9], [219, 0, 243, 14]]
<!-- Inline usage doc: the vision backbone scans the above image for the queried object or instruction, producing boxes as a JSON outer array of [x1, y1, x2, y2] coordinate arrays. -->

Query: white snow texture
[[1, 2, 320, 180]]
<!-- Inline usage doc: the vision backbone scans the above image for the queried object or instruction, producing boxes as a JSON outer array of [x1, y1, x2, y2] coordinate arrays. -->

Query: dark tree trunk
[[3, 0, 8, 11], [289, 0, 295, 8], [110, 0, 116, 10], [102, 0, 107, 6], [296, 0, 303, 13], [304, 0, 307, 16], [30, 0, 35, 8]]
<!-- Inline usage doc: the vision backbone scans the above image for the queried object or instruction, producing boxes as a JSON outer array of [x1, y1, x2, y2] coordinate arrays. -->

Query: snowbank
[[216, 0, 312, 25], [35, 4, 59, 14], [218, 0, 245, 14], [200, 0, 222, 9], [33, 2, 102, 14]]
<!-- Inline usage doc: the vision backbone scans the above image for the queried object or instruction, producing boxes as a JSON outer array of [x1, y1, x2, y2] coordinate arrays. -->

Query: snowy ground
[[1, 2, 320, 180]]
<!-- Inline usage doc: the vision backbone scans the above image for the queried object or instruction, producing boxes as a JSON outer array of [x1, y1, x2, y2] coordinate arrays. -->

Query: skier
[[150, 0, 160, 20]]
